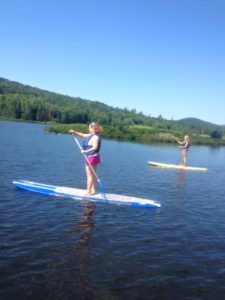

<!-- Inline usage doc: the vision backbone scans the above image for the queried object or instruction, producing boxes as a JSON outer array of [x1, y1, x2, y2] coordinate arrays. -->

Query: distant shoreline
[[45, 123, 225, 147], [1, 118, 225, 146]]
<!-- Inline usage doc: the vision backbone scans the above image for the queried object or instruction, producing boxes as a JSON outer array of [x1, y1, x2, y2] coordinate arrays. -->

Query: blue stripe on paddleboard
[[13, 180, 161, 208]]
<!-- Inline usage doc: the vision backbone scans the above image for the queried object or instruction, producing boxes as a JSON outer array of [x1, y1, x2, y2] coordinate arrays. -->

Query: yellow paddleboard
[[148, 161, 208, 171]]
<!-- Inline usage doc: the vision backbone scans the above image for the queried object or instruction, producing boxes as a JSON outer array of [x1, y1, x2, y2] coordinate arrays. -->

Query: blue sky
[[1, 0, 225, 125]]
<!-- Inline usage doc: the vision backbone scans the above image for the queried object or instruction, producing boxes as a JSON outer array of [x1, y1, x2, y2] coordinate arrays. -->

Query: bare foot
[[88, 192, 96, 196], [84, 191, 91, 196], [84, 191, 96, 196]]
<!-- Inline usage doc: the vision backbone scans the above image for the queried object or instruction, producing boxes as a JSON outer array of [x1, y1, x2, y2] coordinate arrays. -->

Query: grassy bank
[[44, 123, 225, 146]]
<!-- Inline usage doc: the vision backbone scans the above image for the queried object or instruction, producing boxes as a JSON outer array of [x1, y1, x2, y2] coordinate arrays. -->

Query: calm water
[[1, 121, 225, 300]]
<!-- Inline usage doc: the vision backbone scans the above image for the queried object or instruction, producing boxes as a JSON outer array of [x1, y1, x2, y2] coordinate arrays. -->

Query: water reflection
[[68, 202, 94, 299], [177, 170, 185, 186], [173, 170, 186, 202], [68, 203, 94, 239]]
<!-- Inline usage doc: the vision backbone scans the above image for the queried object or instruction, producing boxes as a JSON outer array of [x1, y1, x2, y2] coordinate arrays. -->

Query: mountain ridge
[[0, 77, 223, 128], [178, 117, 223, 129], [1, 77, 225, 146]]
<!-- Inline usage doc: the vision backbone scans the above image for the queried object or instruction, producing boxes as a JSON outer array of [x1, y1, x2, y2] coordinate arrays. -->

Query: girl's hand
[[69, 129, 75, 134]]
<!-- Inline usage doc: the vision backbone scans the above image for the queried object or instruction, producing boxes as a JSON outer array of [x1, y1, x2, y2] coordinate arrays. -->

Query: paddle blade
[[97, 179, 106, 200]]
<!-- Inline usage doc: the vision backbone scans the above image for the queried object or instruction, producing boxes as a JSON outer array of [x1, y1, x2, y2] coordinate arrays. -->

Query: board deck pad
[[148, 161, 208, 171], [13, 180, 161, 208]]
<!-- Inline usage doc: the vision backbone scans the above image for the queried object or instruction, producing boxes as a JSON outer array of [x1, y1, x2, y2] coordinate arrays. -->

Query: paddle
[[73, 137, 106, 200], [172, 135, 182, 150], [172, 135, 179, 143]]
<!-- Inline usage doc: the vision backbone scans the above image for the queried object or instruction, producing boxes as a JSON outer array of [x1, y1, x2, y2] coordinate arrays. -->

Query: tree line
[[0, 78, 224, 145], [0, 78, 184, 129]]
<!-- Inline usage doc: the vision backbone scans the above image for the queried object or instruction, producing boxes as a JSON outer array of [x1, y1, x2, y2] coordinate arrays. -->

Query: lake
[[1, 120, 225, 300]]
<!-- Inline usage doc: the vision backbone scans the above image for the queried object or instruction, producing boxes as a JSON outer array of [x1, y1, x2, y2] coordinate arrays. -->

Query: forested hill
[[0, 78, 224, 145], [178, 118, 221, 130], [0, 77, 180, 128], [0, 77, 111, 124]]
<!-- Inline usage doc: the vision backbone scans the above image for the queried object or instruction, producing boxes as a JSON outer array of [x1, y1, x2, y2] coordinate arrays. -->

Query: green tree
[[211, 129, 223, 139]]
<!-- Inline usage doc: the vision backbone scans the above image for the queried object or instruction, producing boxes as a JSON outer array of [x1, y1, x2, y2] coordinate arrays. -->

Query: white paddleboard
[[13, 180, 161, 208], [148, 161, 208, 171]]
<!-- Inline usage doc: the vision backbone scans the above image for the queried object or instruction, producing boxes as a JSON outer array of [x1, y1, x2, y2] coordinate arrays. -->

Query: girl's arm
[[174, 137, 183, 145], [69, 130, 89, 138]]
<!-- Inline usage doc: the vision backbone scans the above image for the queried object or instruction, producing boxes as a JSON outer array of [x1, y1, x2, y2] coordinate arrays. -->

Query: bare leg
[[85, 165, 97, 195], [91, 166, 97, 194], [180, 150, 187, 166]]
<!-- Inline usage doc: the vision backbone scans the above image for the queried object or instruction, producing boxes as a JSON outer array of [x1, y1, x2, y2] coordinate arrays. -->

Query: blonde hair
[[89, 122, 103, 133]]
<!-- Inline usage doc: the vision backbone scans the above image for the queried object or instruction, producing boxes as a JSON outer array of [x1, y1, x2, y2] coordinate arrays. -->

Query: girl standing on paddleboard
[[175, 135, 190, 166], [69, 122, 103, 195]]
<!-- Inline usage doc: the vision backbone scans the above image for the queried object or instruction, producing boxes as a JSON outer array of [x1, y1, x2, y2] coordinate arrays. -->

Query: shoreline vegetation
[[1, 117, 224, 146], [1, 78, 225, 146], [44, 123, 225, 146]]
